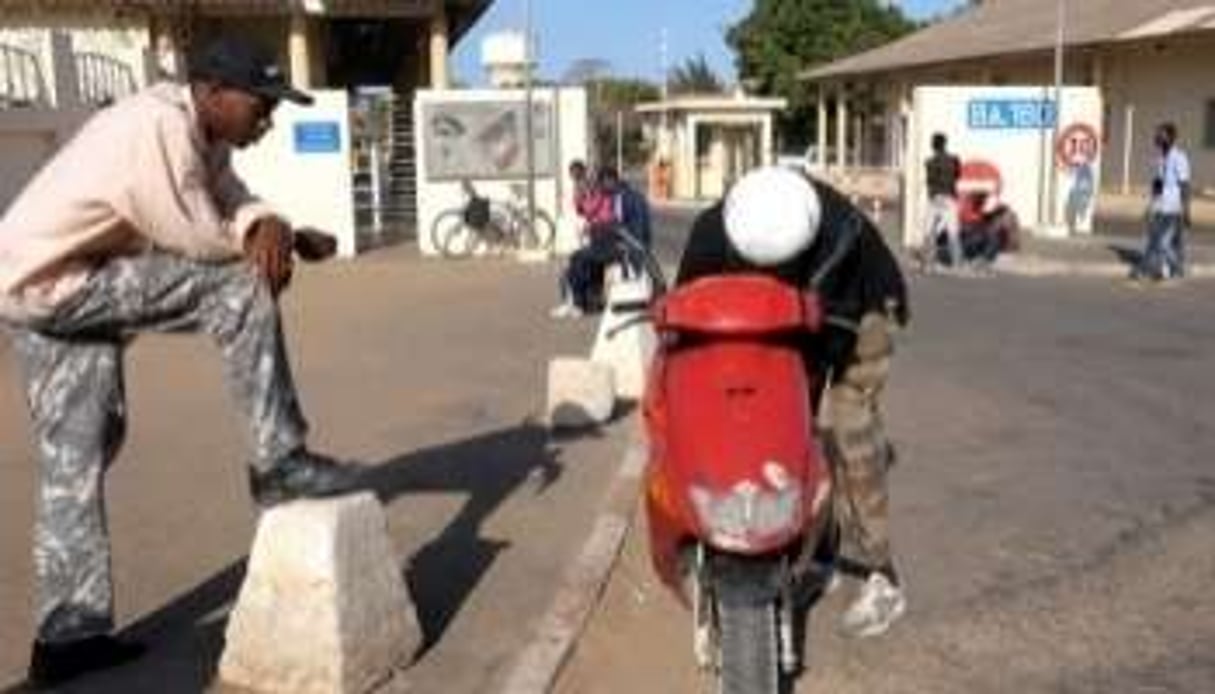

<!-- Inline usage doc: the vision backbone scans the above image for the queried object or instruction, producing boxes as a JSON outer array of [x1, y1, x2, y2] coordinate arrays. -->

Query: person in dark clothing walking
[[920, 132, 962, 270], [677, 166, 909, 638]]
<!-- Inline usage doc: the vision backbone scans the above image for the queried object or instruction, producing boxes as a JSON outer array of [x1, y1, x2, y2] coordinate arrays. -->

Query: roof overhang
[[637, 95, 788, 115], [801, 2, 1215, 83], [0, 0, 490, 22]]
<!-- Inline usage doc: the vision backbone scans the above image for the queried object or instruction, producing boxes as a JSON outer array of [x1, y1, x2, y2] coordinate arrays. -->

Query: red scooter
[[614, 226, 857, 693]]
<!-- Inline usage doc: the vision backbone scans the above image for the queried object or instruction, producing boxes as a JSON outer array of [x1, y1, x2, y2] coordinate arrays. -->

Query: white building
[[801, 0, 1215, 196], [636, 92, 786, 201], [0, 0, 494, 226]]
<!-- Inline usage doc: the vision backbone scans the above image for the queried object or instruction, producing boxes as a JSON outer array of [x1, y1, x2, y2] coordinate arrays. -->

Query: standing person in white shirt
[[1134, 123, 1191, 281], [919, 133, 963, 272], [0, 36, 363, 688]]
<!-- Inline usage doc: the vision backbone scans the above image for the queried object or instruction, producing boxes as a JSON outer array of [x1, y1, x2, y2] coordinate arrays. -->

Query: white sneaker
[[549, 303, 583, 320], [840, 572, 906, 638]]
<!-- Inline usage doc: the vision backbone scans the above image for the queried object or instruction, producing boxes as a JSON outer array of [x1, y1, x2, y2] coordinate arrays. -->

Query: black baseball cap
[[188, 35, 313, 106]]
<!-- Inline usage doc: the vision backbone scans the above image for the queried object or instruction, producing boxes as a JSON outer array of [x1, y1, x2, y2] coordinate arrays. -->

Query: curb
[[994, 255, 1215, 279], [500, 438, 646, 694]]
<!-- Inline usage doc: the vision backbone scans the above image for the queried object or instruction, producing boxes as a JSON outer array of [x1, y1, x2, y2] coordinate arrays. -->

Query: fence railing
[[74, 51, 136, 107], [0, 43, 46, 108]]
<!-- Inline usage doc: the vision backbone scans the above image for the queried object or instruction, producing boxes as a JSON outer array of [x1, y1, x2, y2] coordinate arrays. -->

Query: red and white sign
[[1056, 123, 1100, 168]]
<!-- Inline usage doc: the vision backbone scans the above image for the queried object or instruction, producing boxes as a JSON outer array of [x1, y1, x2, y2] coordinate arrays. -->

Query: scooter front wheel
[[715, 586, 784, 694]]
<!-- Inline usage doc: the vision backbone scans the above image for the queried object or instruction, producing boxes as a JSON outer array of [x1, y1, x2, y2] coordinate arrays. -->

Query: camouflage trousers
[[825, 312, 898, 574], [5, 251, 309, 643]]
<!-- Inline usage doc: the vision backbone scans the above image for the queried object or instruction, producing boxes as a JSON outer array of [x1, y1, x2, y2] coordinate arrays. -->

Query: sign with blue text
[[293, 121, 342, 154], [967, 99, 1057, 130]]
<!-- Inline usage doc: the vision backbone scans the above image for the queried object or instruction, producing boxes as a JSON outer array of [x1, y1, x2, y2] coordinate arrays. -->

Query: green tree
[[727, 0, 916, 144], [668, 54, 725, 95], [584, 76, 661, 169]]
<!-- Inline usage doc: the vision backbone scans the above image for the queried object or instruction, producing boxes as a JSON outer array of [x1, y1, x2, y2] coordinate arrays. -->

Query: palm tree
[[668, 54, 724, 95]]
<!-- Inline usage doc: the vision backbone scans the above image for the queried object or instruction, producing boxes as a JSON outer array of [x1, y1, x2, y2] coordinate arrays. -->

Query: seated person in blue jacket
[[551, 166, 652, 318]]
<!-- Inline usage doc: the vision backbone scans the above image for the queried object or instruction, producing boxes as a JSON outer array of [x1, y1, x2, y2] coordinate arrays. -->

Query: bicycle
[[430, 180, 556, 258]]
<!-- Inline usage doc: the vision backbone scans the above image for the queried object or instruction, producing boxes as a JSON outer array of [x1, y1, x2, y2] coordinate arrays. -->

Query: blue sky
[[453, 0, 964, 86]]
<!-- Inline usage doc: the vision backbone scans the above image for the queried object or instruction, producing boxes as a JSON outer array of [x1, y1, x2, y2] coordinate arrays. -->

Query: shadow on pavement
[[365, 421, 564, 654], [20, 421, 583, 694], [1107, 242, 1143, 268]]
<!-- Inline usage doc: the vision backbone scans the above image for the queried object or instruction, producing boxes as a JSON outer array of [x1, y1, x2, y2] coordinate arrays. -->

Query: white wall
[[1101, 37, 1215, 196], [904, 85, 1103, 246], [0, 20, 153, 104], [0, 109, 89, 211], [1, 24, 149, 213], [233, 90, 358, 257], [413, 86, 589, 256]]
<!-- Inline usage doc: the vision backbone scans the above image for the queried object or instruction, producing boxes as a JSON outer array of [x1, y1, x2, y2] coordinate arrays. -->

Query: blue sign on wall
[[293, 121, 341, 153], [968, 99, 1057, 130]]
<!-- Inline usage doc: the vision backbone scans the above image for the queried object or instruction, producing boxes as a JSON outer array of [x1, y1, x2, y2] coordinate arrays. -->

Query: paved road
[[559, 208, 1215, 692], [0, 249, 633, 693]]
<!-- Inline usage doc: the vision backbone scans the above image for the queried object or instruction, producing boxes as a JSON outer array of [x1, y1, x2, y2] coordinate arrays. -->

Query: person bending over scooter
[[676, 166, 910, 638]]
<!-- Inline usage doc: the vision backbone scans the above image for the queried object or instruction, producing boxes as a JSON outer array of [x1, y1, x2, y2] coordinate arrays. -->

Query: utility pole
[[1049, 0, 1065, 229], [660, 27, 670, 159], [523, 0, 537, 230], [616, 110, 624, 172]]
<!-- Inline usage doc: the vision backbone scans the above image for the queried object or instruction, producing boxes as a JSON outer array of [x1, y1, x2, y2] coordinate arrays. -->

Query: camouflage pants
[[5, 251, 309, 643], [826, 312, 897, 574]]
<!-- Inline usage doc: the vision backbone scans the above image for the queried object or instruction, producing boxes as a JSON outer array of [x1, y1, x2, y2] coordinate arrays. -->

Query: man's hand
[[244, 217, 294, 296], [293, 228, 339, 262]]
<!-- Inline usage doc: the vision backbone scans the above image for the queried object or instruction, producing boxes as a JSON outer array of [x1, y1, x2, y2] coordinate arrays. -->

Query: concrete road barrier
[[591, 269, 656, 401], [220, 493, 421, 694], [547, 357, 616, 429]]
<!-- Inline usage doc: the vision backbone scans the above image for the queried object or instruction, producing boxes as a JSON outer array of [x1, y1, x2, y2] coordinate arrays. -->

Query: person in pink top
[[0, 36, 363, 687], [551, 164, 627, 318]]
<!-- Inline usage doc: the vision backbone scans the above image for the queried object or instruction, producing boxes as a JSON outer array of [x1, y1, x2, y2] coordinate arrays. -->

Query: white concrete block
[[220, 493, 420, 694], [514, 247, 552, 264], [547, 357, 616, 428], [591, 271, 656, 400]]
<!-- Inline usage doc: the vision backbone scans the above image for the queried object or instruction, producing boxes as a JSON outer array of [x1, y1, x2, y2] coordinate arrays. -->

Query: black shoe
[[27, 635, 145, 688], [249, 449, 361, 508]]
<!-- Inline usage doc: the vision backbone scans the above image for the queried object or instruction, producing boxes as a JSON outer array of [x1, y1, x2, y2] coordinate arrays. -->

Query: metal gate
[[351, 89, 418, 246]]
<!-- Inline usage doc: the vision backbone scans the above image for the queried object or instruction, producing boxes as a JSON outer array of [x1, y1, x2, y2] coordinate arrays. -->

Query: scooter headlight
[[688, 463, 802, 551]]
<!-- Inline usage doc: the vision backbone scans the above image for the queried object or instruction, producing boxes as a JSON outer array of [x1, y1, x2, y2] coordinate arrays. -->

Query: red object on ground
[[957, 159, 1004, 225]]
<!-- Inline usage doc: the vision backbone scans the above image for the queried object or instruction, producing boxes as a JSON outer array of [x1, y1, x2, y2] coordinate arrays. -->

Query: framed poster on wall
[[421, 100, 556, 180]]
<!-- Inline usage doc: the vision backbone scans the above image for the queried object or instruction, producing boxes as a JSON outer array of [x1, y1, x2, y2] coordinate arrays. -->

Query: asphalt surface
[[558, 206, 1215, 693], [0, 249, 634, 693]]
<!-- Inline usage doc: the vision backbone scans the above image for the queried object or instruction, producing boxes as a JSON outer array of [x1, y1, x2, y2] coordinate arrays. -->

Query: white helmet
[[724, 166, 822, 266]]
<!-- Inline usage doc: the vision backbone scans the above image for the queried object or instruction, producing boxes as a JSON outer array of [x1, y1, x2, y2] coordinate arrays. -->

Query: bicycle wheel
[[508, 207, 556, 252], [430, 208, 477, 258], [524, 209, 557, 252]]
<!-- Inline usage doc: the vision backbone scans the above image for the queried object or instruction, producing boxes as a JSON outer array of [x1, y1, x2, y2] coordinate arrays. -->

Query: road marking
[[500, 440, 646, 694]]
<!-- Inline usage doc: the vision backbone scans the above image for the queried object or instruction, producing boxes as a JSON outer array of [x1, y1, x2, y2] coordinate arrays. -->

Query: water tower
[[480, 30, 533, 88]]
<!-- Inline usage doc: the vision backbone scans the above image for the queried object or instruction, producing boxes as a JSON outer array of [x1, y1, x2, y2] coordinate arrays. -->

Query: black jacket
[[675, 178, 909, 375]]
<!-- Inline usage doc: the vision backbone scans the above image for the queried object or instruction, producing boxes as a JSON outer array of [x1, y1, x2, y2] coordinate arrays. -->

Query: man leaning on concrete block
[[0, 35, 363, 688]]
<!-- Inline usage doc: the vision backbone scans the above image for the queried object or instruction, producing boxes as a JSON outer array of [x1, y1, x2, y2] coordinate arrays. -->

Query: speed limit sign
[[1056, 123, 1100, 168]]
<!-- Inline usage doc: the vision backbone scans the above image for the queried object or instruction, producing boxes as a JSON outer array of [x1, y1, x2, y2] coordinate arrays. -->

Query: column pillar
[[835, 87, 849, 170], [816, 87, 828, 171], [761, 115, 774, 166], [686, 116, 700, 199], [288, 15, 313, 87], [428, 2, 451, 88], [855, 112, 866, 168]]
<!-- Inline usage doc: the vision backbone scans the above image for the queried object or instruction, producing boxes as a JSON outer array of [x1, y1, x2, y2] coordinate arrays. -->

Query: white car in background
[[777, 145, 834, 172]]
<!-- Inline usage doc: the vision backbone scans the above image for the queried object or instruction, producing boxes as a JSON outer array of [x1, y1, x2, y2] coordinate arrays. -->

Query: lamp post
[[523, 0, 537, 231], [1048, 0, 1066, 229]]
